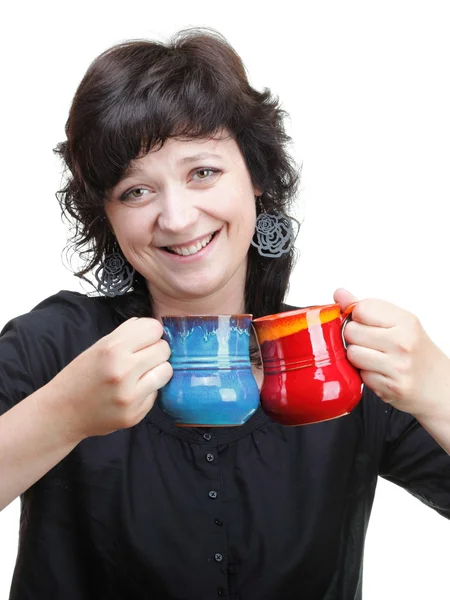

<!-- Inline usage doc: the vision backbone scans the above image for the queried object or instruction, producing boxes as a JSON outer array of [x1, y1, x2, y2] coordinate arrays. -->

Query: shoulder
[[0, 290, 121, 395], [2, 290, 119, 341], [30, 289, 118, 329]]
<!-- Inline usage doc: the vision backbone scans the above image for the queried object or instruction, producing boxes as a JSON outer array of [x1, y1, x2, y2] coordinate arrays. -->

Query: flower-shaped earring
[[95, 247, 135, 297], [251, 205, 296, 258]]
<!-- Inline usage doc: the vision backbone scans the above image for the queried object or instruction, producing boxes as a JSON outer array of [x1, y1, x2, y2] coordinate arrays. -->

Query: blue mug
[[158, 314, 260, 426]]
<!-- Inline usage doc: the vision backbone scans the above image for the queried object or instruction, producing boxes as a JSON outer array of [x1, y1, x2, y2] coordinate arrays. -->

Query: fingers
[[357, 370, 391, 402], [333, 288, 358, 310], [344, 320, 391, 353], [111, 317, 164, 353], [134, 339, 171, 378], [344, 318, 399, 377], [345, 344, 399, 380], [136, 361, 173, 398], [351, 299, 405, 328]]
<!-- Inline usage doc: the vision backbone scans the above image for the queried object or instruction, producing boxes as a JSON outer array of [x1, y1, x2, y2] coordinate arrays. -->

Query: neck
[[148, 272, 248, 319]]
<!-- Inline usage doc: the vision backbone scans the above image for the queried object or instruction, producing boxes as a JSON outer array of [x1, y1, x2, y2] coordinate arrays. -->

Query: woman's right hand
[[41, 317, 173, 442]]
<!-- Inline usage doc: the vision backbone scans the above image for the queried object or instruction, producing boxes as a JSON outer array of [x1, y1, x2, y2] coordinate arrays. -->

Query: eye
[[192, 168, 220, 181], [121, 187, 150, 202]]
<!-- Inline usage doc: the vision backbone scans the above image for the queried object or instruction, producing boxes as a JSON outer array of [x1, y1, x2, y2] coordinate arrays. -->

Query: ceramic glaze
[[253, 304, 363, 425], [159, 314, 259, 426]]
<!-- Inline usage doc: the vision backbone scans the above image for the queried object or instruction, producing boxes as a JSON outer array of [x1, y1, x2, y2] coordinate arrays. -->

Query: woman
[[1, 27, 449, 600]]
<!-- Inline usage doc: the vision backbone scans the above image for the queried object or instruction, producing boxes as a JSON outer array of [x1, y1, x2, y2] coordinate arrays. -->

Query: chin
[[171, 276, 228, 302], [174, 285, 219, 301]]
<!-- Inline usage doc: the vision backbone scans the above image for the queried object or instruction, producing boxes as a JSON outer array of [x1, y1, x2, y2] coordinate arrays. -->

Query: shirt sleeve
[[0, 316, 37, 414], [370, 388, 450, 519], [0, 291, 114, 416]]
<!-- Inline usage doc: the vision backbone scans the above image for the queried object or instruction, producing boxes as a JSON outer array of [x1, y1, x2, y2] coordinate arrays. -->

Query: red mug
[[252, 303, 363, 425]]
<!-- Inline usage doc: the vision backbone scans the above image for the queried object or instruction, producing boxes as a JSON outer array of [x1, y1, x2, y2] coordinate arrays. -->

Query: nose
[[156, 191, 199, 233]]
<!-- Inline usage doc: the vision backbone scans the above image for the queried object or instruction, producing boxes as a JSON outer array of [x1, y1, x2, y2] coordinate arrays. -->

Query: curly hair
[[54, 27, 301, 321]]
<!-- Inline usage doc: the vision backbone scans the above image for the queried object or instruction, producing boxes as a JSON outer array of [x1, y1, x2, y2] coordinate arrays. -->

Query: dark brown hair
[[55, 27, 301, 321]]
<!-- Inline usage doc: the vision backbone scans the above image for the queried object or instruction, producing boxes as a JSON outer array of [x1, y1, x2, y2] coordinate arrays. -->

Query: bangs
[[77, 54, 244, 193]]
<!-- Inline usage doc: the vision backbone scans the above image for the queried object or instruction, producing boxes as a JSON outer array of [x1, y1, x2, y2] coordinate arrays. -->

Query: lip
[[157, 227, 222, 262], [161, 231, 217, 251]]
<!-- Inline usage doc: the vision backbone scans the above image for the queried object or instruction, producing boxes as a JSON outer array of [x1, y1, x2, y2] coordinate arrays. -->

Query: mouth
[[161, 229, 220, 257]]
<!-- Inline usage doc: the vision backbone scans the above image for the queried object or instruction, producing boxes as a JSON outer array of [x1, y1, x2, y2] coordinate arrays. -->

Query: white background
[[1, 1, 450, 598]]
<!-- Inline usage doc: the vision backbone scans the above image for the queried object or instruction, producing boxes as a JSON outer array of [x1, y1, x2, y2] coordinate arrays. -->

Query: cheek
[[232, 210, 255, 249], [221, 190, 256, 227], [108, 209, 152, 246], [237, 198, 257, 236]]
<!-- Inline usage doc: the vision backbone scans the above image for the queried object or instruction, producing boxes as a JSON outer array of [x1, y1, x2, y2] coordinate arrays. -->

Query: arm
[[377, 395, 450, 519], [358, 386, 450, 519], [0, 310, 172, 513], [412, 353, 450, 455], [334, 288, 450, 454], [0, 384, 80, 511], [416, 413, 450, 457]]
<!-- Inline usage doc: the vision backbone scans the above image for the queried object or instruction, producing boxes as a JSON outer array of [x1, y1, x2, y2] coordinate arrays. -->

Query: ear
[[253, 186, 263, 198]]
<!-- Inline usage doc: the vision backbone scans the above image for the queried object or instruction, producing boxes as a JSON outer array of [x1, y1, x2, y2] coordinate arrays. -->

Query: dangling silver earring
[[94, 246, 135, 297], [251, 199, 296, 258]]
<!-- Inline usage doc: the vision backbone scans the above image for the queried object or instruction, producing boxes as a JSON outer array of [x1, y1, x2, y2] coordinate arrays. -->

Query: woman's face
[[105, 132, 260, 308]]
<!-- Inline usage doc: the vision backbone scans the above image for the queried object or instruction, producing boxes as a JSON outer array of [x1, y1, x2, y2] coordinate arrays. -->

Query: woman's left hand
[[334, 288, 450, 418]]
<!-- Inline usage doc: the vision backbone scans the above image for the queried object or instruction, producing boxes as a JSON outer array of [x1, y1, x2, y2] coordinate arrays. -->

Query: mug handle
[[340, 302, 357, 349]]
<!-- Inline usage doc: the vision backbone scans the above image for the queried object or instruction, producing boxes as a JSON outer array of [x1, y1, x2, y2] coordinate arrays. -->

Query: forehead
[[123, 133, 241, 177]]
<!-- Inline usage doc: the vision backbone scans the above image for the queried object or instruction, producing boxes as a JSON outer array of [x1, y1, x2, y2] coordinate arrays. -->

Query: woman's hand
[[39, 318, 173, 442], [334, 288, 450, 419]]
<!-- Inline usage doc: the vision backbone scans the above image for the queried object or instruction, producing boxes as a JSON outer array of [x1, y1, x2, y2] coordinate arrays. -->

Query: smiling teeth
[[168, 233, 213, 256]]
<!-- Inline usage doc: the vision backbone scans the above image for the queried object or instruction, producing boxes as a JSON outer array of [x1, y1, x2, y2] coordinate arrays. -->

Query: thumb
[[333, 288, 359, 311]]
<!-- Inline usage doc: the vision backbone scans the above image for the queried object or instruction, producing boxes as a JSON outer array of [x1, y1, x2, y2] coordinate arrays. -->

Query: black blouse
[[1, 291, 450, 600]]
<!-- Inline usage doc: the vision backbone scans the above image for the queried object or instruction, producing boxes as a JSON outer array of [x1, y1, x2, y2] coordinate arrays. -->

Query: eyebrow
[[122, 152, 224, 179], [178, 152, 224, 164]]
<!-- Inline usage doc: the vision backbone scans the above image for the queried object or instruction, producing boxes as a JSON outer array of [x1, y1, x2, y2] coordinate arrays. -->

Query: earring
[[251, 201, 296, 258], [94, 247, 135, 297]]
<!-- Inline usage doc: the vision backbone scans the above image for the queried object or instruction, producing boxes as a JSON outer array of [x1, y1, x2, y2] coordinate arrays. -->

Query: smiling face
[[105, 132, 260, 315]]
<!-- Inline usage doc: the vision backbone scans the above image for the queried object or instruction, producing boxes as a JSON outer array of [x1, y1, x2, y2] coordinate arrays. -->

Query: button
[[206, 453, 215, 462], [214, 553, 223, 562], [203, 433, 212, 441], [214, 519, 223, 526], [217, 587, 227, 596], [209, 490, 218, 499]]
